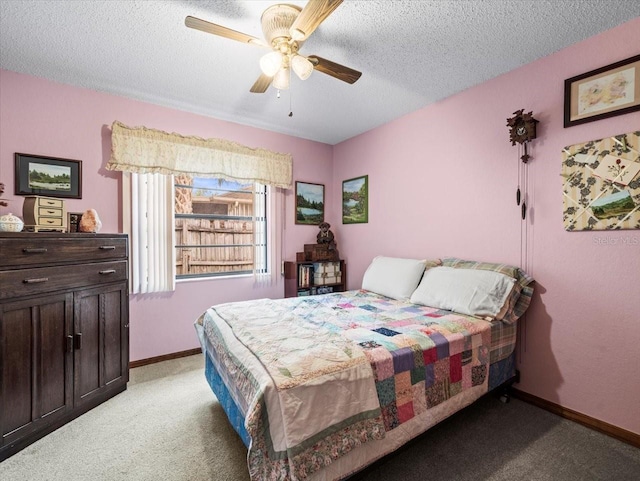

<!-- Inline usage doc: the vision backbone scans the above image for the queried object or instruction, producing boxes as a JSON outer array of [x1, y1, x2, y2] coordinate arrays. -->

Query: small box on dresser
[[22, 195, 67, 232], [0, 232, 129, 460]]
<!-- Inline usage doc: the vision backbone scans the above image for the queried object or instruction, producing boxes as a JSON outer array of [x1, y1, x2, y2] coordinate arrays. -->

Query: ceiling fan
[[185, 0, 362, 93]]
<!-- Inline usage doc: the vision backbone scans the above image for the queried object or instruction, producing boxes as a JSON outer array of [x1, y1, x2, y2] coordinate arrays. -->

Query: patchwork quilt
[[199, 290, 493, 481]]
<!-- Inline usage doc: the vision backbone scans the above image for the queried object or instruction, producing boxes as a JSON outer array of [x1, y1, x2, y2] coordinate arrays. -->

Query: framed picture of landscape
[[15, 153, 82, 198], [342, 175, 368, 224], [295, 181, 324, 225]]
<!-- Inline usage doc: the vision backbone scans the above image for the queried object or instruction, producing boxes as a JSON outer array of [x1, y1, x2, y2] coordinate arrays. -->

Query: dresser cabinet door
[[73, 283, 128, 408], [0, 293, 73, 448]]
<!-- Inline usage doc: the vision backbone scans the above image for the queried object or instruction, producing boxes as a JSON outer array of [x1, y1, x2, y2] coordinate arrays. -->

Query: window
[[174, 175, 267, 279]]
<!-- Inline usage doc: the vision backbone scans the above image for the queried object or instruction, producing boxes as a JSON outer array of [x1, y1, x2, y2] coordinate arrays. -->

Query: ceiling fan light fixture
[[273, 67, 290, 90], [261, 4, 302, 44], [186, 1, 360, 94], [291, 54, 313, 80], [259, 51, 284, 77], [290, 28, 305, 41]]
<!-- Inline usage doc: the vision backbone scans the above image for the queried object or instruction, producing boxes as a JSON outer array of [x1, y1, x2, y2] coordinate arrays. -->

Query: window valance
[[106, 121, 292, 189]]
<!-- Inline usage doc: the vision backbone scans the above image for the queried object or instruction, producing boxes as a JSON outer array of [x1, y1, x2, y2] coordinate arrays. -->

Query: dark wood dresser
[[0, 232, 129, 460]]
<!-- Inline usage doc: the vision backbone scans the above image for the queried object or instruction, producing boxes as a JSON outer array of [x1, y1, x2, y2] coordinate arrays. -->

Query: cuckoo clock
[[507, 109, 538, 148], [507, 109, 539, 220]]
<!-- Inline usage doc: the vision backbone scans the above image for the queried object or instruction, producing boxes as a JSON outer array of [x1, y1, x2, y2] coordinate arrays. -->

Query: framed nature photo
[[15, 153, 82, 198], [564, 54, 640, 127], [342, 175, 368, 224], [295, 181, 324, 225]]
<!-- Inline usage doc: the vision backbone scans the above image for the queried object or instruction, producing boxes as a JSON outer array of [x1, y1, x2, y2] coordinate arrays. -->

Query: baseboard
[[512, 388, 640, 448], [129, 348, 202, 369]]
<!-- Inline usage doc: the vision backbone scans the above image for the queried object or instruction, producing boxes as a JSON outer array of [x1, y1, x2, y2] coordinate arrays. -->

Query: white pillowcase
[[361, 256, 426, 300], [409, 266, 516, 318]]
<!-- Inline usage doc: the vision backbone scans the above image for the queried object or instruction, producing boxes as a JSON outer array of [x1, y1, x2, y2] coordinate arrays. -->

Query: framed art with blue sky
[[342, 175, 368, 224], [295, 181, 324, 225]]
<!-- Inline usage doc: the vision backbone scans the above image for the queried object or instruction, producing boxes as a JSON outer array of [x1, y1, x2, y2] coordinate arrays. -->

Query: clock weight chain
[[506, 109, 538, 272]]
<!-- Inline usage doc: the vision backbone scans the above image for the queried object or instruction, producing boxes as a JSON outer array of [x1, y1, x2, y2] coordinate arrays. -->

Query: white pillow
[[409, 266, 516, 318], [362, 256, 426, 300]]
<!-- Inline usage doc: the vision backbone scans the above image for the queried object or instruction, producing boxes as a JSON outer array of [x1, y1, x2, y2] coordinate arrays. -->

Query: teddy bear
[[316, 222, 337, 252]]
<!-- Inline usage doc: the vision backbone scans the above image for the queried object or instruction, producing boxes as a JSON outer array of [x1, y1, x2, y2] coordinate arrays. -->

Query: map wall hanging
[[562, 130, 640, 230]]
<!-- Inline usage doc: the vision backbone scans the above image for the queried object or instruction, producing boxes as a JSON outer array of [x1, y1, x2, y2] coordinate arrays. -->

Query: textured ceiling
[[1, 1, 638, 145]]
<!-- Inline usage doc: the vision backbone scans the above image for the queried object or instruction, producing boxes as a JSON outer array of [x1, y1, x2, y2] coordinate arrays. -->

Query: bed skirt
[[205, 352, 251, 447]]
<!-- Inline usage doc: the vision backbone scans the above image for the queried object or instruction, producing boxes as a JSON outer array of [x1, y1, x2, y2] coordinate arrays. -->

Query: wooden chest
[[303, 243, 339, 261], [312, 261, 342, 285], [22, 195, 67, 232]]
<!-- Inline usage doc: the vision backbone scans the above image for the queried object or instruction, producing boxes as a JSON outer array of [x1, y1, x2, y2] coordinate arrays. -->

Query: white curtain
[[107, 121, 292, 189], [123, 172, 176, 294]]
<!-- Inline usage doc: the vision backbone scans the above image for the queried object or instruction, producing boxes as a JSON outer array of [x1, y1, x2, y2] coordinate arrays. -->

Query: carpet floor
[[0, 354, 638, 481]]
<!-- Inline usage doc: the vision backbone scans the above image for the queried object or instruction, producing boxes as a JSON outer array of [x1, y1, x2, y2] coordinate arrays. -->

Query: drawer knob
[[99, 269, 116, 275], [99, 246, 116, 250], [23, 277, 49, 284], [22, 248, 48, 253]]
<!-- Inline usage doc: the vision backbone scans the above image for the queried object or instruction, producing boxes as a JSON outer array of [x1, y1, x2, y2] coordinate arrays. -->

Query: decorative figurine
[[79, 209, 102, 233], [0, 213, 24, 232], [316, 221, 337, 252]]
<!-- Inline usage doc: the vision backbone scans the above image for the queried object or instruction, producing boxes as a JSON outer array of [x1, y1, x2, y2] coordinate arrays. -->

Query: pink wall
[[0, 70, 332, 362], [332, 18, 640, 435]]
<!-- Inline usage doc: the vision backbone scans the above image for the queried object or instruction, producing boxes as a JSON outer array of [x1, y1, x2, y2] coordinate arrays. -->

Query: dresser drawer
[[0, 260, 127, 300], [0, 236, 128, 268], [37, 206, 64, 218], [33, 217, 64, 227], [36, 197, 64, 208]]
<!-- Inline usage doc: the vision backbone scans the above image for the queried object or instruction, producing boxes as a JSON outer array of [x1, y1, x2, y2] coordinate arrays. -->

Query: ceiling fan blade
[[307, 55, 362, 84], [185, 16, 267, 47], [289, 0, 343, 41], [250, 73, 273, 93]]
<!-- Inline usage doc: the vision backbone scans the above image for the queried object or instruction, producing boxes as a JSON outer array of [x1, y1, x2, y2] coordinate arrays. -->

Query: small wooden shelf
[[284, 260, 346, 298]]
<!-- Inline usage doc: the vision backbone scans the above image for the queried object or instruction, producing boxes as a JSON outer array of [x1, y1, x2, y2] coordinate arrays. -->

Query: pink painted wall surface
[[0, 70, 332, 362], [332, 18, 640, 435]]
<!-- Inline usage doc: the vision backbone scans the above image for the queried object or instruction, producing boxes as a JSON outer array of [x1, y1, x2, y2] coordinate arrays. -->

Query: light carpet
[[1, 354, 638, 481]]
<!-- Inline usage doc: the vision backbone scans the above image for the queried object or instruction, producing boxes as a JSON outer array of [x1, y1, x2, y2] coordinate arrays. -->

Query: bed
[[195, 257, 534, 481]]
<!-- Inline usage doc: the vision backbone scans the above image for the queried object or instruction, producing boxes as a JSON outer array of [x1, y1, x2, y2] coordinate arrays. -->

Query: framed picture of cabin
[[342, 175, 368, 224], [15, 153, 82, 199], [295, 181, 324, 225]]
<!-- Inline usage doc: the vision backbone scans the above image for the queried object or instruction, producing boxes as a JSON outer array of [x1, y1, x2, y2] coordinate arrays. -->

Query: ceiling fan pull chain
[[289, 86, 293, 117]]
